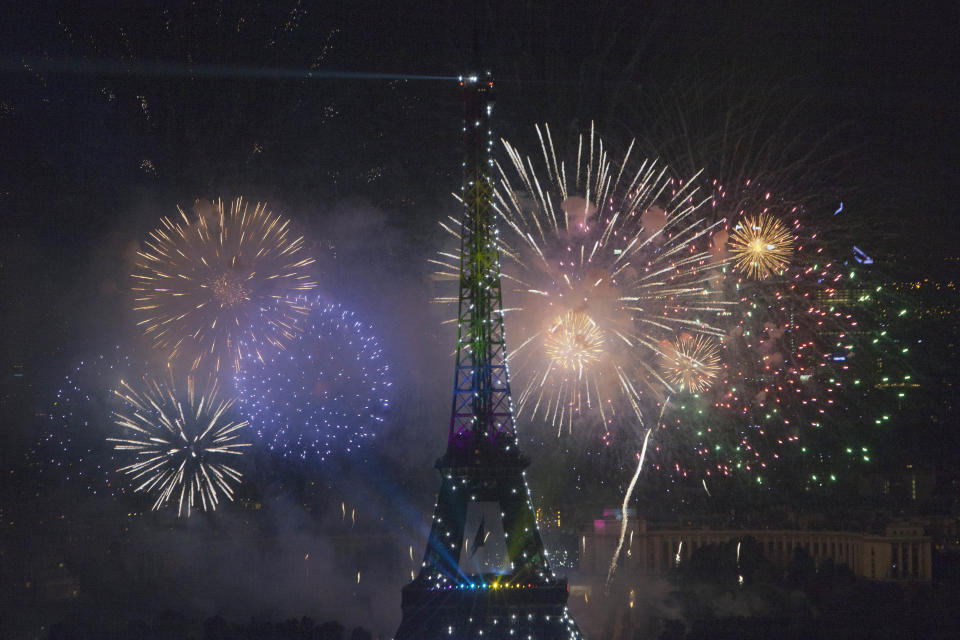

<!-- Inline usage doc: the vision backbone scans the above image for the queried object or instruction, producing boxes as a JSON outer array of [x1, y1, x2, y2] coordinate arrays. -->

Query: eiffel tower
[[395, 71, 583, 639]]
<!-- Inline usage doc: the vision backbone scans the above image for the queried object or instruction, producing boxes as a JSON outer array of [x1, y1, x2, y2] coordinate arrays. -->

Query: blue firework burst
[[235, 299, 392, 460], [39, 345, 148, 495]]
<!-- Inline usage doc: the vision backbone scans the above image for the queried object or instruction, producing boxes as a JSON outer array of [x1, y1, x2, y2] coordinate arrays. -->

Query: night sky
[[2, 2, 957, 384], [1, 1, 958, 638]]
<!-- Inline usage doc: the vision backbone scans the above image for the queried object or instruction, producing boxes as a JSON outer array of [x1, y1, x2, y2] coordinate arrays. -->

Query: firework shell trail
[[606, 398, 668, 589], [108, 370, 250, 517], [131, 196, 316, 373], [434, 123, 732, 442]]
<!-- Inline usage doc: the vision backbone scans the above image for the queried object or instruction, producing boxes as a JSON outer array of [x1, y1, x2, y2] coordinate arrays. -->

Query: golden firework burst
[[131, 197, 316, 371], [543, 310, 606, 373], [729, 213, 794, 279], [435, 124, 733, 432], [660, 334, 721, 393]]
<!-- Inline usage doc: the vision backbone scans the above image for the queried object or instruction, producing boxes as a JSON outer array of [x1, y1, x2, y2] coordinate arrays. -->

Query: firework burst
[[728, 212, 794, 279], [659, 333, 721, 394], [651, 185, 876, 488], [131, 197, 316, 372], [234, 298, 393, 461], [38, 346, 148, 496], [436, 124, 731, 437], [109, 372, 249, 517], [543, 310, 606, 373]]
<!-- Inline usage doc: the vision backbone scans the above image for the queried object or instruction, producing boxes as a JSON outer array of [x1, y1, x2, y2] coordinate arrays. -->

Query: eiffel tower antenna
[[395, 64, 583, 639]]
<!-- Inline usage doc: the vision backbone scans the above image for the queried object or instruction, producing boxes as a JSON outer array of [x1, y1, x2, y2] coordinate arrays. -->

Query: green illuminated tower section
[[395, 72, 582, 640]]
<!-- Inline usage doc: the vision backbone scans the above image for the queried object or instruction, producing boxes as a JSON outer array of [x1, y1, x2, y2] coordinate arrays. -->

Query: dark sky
[[1, 0, 953, 374], [0, 0, 957, 635]]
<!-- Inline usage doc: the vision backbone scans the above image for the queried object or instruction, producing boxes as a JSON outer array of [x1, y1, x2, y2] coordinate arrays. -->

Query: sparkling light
[[659, 333, 721, 393], [109, 371, 249, 517], [650, 183, 897, 489], [729, 212, 794, 279], [131, 196, 316, 372], [234, 298, 393, 460], [38, 346, 147, 496], [435, 123, 732, 437]]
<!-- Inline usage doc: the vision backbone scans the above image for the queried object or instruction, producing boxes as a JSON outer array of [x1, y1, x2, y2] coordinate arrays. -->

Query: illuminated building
[[579, 516, 932, 582]]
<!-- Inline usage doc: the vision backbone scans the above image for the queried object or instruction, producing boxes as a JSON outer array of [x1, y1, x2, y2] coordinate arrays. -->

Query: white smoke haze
[[24, 189, 458, 636], [561, 195, 598, 233], [709, 228, 729, 260], [566, 576, 685, 639], [640, 204, 667, 238], [57, 488, 411, 635]]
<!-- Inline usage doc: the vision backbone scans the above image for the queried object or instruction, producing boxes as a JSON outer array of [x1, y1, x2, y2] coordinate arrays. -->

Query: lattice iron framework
[[447, 72, 514, 454], [395, 71, 582, 640]]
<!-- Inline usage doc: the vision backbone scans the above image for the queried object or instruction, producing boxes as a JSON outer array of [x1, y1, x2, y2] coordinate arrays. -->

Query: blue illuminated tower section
[[395, 72, 582, 639]]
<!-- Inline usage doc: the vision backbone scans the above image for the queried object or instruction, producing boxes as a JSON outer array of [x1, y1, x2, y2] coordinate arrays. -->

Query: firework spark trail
[[437, 123, 733, 438], [108, 371, 249, 517], [605, 424, 654, 590], [606, 399, 670, 588], [132, 196, 316, 372]]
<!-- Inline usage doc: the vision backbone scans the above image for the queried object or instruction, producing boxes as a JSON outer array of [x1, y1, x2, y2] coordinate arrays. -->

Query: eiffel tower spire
[[395, 71, 583, 640], [446, 69, 515, 459]]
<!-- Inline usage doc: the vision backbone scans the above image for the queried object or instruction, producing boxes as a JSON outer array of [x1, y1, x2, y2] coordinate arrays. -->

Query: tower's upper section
[[446, 71, 519, 464], [459, 71, 495, 188]]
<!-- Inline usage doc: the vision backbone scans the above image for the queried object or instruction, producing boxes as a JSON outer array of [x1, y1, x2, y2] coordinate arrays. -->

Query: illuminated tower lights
[[395, 71, 582, 639]]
